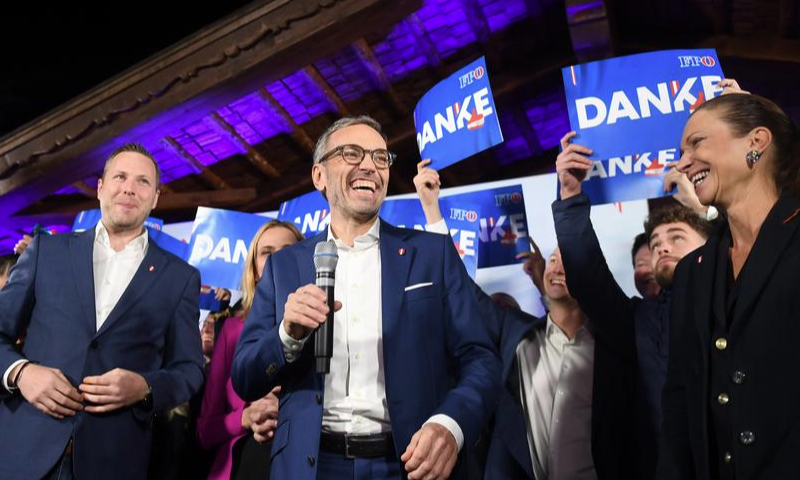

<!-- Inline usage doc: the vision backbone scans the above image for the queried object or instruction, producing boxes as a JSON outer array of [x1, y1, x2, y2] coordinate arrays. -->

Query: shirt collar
[[545, 313, 592, 346], [95, 221, 149, 253], [327, 218, 381, 251]]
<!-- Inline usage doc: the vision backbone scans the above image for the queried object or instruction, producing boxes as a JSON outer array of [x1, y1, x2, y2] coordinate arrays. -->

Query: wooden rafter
[[0, 0, 423, 221], [511, 103, 543, 157], [71, 180, 97, 197], [17, 188, 258, 223], [404, 13, 443, 69], [455, 0, 491, 44], [206, 112, 281, 178], [161, 136, 231, 190], [257, 87, 316, 153], [302, 65, 351, 116], [564, 0, 613, 62], [351, 38, 407, 115]]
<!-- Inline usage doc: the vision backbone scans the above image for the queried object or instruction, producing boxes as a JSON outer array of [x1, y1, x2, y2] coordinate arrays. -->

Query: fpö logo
[[494, 192, 523, 207], [458, 65, 486, 89], [449, 208, 479, 222], [678, 55, 716, 68]]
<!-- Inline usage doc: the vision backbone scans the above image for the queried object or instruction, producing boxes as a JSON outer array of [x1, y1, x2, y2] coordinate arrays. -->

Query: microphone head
[[313, 240, 339, 272]]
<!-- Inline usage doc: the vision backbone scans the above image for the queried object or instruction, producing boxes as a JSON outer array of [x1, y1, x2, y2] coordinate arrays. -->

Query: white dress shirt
[[517, 315, 597, 480], [279, 219, 463, 448], [93, 222, 149, 331], [3, 222, 148, 391]]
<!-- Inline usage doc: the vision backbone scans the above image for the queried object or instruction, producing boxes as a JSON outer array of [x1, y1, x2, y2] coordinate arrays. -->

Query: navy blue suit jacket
[[0, 229, 205, 480], [232, 220, 502, 480]]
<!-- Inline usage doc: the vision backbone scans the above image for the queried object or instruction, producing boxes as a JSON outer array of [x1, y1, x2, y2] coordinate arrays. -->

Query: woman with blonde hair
[[198, 220, 303, 480]]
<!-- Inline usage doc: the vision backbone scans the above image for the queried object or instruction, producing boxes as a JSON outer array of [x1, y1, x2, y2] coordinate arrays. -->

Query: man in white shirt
[[232, 115, 502, 480], [412, 160, 637, 480], [0, 144, 205, 480]]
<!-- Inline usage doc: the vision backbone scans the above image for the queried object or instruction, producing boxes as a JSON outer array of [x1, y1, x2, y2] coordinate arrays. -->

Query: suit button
[[265, 363, 277, 376], [732, 370, 746, 385], [315, 393, 322, 405], [724, 452, 732, 463], [715, 338, 728, 350], [739, 431, 756, 445], [717, 393, 729, 405], [307, 455, 315, 466], [90, 340, 98, 349]]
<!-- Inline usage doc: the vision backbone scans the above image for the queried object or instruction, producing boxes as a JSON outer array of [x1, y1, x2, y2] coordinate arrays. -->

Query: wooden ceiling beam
[[0, 0, 423, 219], [71, 180, 97, 198], [257, 87, 316, 153], [17, 187, 258, 223], [565, 0, 614, 62], [161, 136, 231, 190], [206, 112, 281, 178], [455, 0, 492, 44], [302, 65, 351, 116], [404, 13, 443, 70], [511, 103, 543, 157], [351, 38, 408, 116], [622, 35, 800, 65]]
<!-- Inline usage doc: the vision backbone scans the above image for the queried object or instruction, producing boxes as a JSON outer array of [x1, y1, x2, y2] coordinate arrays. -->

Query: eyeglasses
[[318, 144, 396, 169]]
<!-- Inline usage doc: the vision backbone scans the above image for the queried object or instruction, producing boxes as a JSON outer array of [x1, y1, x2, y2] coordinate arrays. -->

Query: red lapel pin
[[148, 265, 156, 272], [398, 248, 406, 256]]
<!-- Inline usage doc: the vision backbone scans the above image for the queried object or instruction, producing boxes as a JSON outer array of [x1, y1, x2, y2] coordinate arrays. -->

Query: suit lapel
[[691, 237, 718, 352], [69, 229, 97, 334], [94, 238, 168, 339], [379, 221, 412, 344], [730, 192, 800, 333]]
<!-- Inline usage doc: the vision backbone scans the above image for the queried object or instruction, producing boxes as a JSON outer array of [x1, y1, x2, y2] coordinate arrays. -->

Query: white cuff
[[278, 320, 310, 363], [3, 359, 29, 392], [424, 414, 464, 452], [425, 219, 449, 235], [704, 205, 719, 221]]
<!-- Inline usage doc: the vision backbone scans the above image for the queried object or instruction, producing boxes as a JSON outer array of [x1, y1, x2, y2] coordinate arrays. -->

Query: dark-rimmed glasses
[[318, 144, 396, 169]]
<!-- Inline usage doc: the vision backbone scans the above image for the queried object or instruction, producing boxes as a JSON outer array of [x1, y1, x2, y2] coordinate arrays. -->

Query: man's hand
[[15, 363, 83, 419], [719, 78, 749, 95], [282, 284, 342, 341], [244, 386, 281, 443], [663, 168, 708, 215], [214, 288, 232, 303], [401, 423, 458, 480], [13, 235, 32, 255], [516, 237, 546, 297], [414, 159, 443, 224], [556, 131, 593, 200], [79, 368, 149, 413]]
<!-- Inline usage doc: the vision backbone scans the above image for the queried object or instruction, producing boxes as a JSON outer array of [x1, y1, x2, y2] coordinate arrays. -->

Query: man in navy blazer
[[0, 144, 205, 480], [232, 116, 501, 480]]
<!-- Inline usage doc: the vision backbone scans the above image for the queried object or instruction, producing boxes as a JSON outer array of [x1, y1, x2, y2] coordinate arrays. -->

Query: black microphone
[[313, 240, 339, 374]]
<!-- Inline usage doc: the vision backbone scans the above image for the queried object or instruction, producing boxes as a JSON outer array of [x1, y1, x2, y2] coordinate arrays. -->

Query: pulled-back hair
[[694, 93, 800, 196]]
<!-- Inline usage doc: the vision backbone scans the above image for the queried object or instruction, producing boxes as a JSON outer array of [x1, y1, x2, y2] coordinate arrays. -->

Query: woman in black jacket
[[658, 92, 800, 480]]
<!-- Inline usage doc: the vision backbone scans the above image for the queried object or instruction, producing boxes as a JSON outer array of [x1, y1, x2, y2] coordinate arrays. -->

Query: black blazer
[[658, 192, 800, 480]]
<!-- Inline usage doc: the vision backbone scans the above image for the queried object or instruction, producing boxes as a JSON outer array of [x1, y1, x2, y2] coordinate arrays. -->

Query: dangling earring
[[746, 150, 762, 169]]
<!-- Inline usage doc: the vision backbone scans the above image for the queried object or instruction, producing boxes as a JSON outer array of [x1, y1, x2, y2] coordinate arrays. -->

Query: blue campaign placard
[[562, 49, 725, 204], [379, 198, 480, 279], [187, 207, 275, 290], [414, 56, 504, 169], [441, 184, 529, 269], [277, 190, 330, 237], [147, 227, 189, 261], [72, 209, 164, 232]]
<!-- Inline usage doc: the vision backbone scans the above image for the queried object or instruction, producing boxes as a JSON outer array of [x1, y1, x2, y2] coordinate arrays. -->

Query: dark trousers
[[41, 453, 75, 480], [317, 450, 403, 480]]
